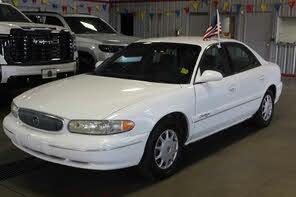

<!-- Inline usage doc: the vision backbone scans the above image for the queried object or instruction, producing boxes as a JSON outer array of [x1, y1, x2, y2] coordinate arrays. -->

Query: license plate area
[[42, 69, 57, 79]]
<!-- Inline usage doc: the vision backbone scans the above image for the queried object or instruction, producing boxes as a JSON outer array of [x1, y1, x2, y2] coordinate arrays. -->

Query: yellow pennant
[[96, 5, 100, 11], [261, 3, 267, 12], [192, 2, 200, 12], [116, 7, 120, 12], [72, 5, 77, 11], [41, 0, 47, 4], [223, 2, 229, 11], [12, 0, 18, 6], [166, 11, 171, 16], [140, 11, 146, 20]]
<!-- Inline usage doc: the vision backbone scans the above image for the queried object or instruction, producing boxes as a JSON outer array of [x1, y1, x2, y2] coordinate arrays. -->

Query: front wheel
[[138, 121, 183, 180], [252, 90, 274, 128]]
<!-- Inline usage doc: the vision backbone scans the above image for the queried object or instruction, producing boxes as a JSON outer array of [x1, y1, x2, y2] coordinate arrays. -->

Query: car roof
[[137, 36, 241, 48], [23, 11, 98, 18]]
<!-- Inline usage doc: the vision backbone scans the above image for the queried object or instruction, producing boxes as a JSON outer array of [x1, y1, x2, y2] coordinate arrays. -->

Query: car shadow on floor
[[1, 121, 263, 197]]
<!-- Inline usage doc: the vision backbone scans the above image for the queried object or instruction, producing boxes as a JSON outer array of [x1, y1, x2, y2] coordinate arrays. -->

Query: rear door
[[223, 42, 265, 118]]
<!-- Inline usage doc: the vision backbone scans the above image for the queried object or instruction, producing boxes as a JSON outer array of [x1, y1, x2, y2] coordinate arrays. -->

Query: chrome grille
[[18, 109, 63, 132], [6, 29, 74, 65]]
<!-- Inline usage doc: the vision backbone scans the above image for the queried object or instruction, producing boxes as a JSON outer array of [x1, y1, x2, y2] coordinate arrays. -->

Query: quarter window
[[224, 43, 261, 73], [199, 45, 232, 77]]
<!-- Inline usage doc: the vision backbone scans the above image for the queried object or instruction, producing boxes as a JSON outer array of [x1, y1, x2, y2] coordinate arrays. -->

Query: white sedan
[[3, 37, 282, 179]]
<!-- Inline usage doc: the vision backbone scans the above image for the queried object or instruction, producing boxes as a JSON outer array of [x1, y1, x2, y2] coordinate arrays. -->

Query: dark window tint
[[64, 17, 116, 34], [27, 15, 46, 24], [0, 4, 30, 22], [224, 43, 261, 72], [92, 43, 201, 84], [45, 16, 64, 27], [199, 45, 232, 77]]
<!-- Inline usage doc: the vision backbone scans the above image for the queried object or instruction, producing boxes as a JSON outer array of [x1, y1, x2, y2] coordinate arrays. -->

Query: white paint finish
[[3, 37, 283, 170]]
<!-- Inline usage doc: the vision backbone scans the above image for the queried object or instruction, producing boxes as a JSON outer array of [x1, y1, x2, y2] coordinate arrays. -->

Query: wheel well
[[77, 51, 96, 72], [153, 112, 189, 145], [267, 85, 276, 98]]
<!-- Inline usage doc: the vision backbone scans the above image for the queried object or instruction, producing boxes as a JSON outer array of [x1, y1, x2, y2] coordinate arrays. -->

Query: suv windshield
[[92, 43, 201, 84], [0, 4, 30, 22], [64, 17, 116, 34]]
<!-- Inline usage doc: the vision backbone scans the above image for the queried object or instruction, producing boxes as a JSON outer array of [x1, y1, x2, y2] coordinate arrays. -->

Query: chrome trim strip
[[194, 96, 261, 123]]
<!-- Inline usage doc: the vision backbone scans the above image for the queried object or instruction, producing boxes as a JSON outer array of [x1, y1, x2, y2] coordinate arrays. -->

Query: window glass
[[27, 15, 46, 24], [92, 43, 201, 84], [224, 43, 261, 72], [0, 4, 30, 22], [45, 16, 64, 27], [199, 45, 232, 77]]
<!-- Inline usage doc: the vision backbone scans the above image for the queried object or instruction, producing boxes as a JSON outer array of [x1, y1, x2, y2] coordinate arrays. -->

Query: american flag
[[203, 10, 222, 41]]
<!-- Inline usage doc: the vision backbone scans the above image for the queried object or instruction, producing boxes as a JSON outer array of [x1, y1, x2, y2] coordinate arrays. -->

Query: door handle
[[228, 85, 236, 92], [259, 75, 265, 81]]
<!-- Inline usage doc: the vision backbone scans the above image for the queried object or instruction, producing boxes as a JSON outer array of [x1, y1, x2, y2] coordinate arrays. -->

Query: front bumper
[[3, 114, 149, 170], [1, 62, 76, 84]]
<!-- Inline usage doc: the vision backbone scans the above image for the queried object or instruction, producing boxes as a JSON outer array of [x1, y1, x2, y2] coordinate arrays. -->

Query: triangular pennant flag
[[288, 1, 295, 9], [149, 12, 154, 19], [157, 10, 162, 17], [247, 4, 253, 12], [41, 0, 47, 4], [165, 11, 171, 16], [223, 2, 229, 12], [202, 0, 208, 6], [62, 5, 67, 12], [183, 6, 190, 14], [192, 2, 200, 12], [274, 3, 281, 12], [23, 0, 28, 3], [52, 3, 58, 9], [261, 3, 267, 12], [213, 0, 219, 8], [87, 6, 92, 13], [32, 0, 37, 4], [140, 11, 146, 20], [175, 9, 181, 17], [72, 5, 77, 11], [236, 4, 241, 12], [95, 5, 100, 11], [102, 4, 107, 11], [12, 0, 18, 6]]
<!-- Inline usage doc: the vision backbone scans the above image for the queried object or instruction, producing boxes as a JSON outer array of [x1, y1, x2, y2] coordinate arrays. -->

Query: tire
[[252, 89, 274, 128], [138, 120, 183, 180]]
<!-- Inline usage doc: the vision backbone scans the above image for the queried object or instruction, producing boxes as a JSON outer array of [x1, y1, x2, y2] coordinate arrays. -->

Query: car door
[[223, 42, 265, 119], [191, 44, 239, 141]]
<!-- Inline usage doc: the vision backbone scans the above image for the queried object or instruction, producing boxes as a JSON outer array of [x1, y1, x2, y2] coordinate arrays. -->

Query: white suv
[[0, 3, 78, 86]]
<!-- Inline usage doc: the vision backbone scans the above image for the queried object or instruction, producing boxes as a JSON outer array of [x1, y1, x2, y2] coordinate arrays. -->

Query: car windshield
[[64, 17, 116, 34], [0, 4, 31, 22], [92, 42, 201, 84]]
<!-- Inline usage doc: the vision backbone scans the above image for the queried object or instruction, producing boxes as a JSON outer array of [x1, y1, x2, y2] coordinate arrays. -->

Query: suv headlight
[[11, 102, 19, 118], [68, 120, 135, 135]]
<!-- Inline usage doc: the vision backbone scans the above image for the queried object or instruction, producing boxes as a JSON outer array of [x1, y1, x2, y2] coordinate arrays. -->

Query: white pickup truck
[[0, 3, 78, 87]]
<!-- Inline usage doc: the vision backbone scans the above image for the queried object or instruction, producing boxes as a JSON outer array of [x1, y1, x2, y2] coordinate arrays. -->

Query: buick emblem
[[32, 116, 40, 127]]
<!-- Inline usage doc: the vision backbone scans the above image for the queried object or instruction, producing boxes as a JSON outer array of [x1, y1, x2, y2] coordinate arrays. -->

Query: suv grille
[[5, 29, 74, 65], [19, 109, 63, 132]]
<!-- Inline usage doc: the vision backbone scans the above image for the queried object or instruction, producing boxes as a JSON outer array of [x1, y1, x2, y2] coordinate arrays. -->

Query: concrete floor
[[0, 78, 295, 197]]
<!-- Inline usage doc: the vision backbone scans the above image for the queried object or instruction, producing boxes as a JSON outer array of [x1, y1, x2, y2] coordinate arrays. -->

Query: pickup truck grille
[[5, 29, 74, 65], [0, 36, 9, 56], [19, 109, 63, 132]]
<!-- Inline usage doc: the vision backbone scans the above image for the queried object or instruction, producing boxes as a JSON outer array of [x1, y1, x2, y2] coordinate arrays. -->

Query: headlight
[[68, 120, 135, 135], [11, 102, 19, 118]]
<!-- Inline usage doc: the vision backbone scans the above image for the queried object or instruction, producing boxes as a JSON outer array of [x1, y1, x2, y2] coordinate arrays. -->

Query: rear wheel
[[252, 90, 274, 128], [139, 121, 183, 180]]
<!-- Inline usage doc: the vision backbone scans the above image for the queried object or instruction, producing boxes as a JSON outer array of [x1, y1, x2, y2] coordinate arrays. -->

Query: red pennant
[[62, 5, 67, 12], [289, 1, 295, 9], [157, 12, 162, 17], [247, 4, 253, 12], [183, 6, 190, 13], [213, 0, 219, 8], [32, 0, 37, 4], [87, 6, 92, 13]]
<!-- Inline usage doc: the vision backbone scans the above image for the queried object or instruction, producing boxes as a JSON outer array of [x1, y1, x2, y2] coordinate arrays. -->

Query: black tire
[[138, 119, 183, 180], [252, 89, 274, 128]]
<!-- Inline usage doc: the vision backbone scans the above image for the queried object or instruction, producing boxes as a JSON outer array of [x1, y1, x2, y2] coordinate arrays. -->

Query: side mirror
[[196, 70, 223, 83], [95, 61, 104, 68]]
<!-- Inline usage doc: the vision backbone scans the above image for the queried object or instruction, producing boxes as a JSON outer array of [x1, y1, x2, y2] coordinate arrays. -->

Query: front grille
[[99, 44, 126, 53], [0, 35, 9, 56], [5, 29, 74, 65], [18, 109, 63, 132]]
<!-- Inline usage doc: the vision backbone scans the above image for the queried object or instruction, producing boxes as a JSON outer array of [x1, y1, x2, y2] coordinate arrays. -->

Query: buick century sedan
[[3, 37, 282, 179]]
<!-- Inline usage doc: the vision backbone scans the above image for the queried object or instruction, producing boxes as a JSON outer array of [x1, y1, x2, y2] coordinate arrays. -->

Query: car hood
[[77, 33, 139, 45], [14, 75, 180, 120], [0, 22, 68, 34]]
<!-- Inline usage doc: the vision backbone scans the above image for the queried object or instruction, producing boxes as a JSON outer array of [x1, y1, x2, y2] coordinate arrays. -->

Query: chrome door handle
[[259, 75, 265, 81], [229, 86, 236, 92]]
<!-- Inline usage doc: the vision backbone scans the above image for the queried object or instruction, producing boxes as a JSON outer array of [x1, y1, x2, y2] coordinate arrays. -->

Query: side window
[[199, 45, 232, 77], [224, 43, 261, 73], [45, 16, 64, 27], [27, 15, 46, 24]]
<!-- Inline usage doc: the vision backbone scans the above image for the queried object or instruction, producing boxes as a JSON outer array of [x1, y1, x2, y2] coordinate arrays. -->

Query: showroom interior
[[0, 0, 296, 196]]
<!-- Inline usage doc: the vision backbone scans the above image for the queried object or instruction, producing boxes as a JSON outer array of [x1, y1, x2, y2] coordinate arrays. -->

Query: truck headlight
[[68, 120, 135, 135], [11, 102, 19, 118]]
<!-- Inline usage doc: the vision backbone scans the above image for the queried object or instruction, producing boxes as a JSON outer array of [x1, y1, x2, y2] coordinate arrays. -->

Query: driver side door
[[190, 44, 239, 141]]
